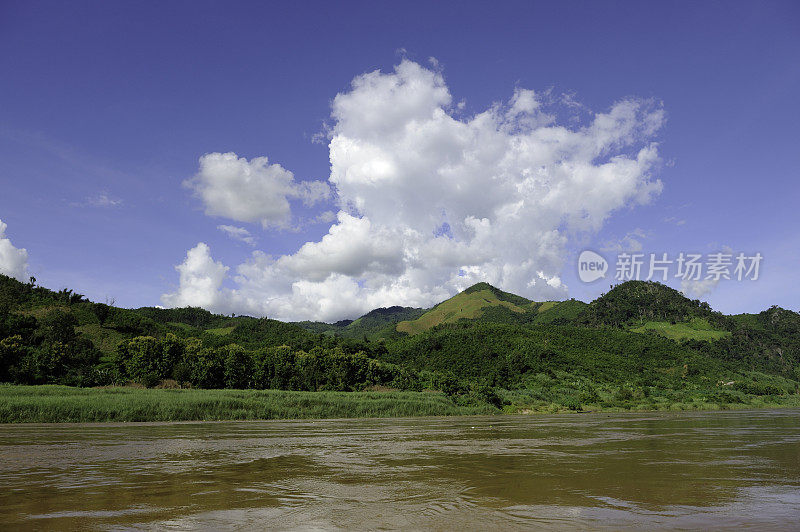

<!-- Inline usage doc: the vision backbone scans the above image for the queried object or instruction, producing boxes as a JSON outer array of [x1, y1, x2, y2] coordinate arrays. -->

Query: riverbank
[[2, 385, 800, 423], [500, 386, 800, 414], [0, 385, 496, 423]]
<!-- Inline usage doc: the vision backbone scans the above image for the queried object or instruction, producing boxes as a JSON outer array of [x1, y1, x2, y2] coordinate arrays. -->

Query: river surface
[[1, 409, 799, 530]]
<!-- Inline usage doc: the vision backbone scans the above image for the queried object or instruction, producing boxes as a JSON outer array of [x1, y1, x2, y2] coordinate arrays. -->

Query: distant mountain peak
[[459, 282, 532, 307], [396, 282, 535, 335], [462, 282, 500, 293]]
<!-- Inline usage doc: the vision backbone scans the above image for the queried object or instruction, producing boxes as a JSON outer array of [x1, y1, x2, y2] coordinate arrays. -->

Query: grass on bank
[[4, 375, 800, 423], [499, 371, 800, 414], [0, 385, 496, 423]]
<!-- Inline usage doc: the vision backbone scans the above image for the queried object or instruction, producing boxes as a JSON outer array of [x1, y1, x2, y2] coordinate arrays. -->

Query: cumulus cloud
[[163, 60, 665, 321], [185, 152, 330, 228], [0, 219, 30, 282], [217, 224, 256, 246], [161, 243, 229, 310]]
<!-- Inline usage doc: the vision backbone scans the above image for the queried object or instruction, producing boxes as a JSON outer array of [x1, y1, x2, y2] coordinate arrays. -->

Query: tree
[[40, 309, 78, 345], [116, 336, 162, 387], [93, 303, 111, 326], [190, 347, 225, 389], [223, 344, 252, 389], [0, 335, 25, 382]]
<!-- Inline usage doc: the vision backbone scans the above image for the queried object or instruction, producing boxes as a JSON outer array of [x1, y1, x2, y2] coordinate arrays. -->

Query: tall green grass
[[499, 371, 800, 414], [0, 385, 496, 423]]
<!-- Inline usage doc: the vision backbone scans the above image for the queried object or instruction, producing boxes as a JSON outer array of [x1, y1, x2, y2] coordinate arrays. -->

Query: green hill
[[574, 281, 736, 342], [296, 306, 426, 339], [396, 283, 534, 334], [294, 282, 583, 337], [394, 283, 585, 334], [1, 273, 799, 415], [578, 280, 725, 327], [346, 306, 427, 338]]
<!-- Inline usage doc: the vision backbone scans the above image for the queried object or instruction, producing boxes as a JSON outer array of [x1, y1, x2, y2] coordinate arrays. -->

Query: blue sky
[[0, 0, 798, 320]]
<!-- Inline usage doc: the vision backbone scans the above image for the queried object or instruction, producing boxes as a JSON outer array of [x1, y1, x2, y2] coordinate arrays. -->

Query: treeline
[[0, 275, 87, 311], [691, 306, 800, 378], [133, 306, 242, 329], [0, 309, 99, 386], [112, 333, 414, 391], [111, 333, 502, 407], [382, 321, 719, 388]]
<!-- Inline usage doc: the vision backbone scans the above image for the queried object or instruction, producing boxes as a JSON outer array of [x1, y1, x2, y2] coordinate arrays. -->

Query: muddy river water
[[1, 409, 799, 529]]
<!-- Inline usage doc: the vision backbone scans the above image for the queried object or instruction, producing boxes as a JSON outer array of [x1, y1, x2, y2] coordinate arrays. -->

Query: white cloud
[[70, 192, 123, 208], [164, 60, 665, 321], [313, 210, 336, 224], [681, 278, 719, 299], [679, 245, 732, 299], [185, 152, 330, 228], [161, 243, 229, 310], [601, 228, 648, 253], [217, 224, 256, 246], [278, 212, 405, 282], [0, 219, 30, 282], [87, 193, 122, 207]]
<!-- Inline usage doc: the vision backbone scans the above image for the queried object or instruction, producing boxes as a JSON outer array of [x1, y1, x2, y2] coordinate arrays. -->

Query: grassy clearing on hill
[[536, 301, 557, 313], [205, 326, 235, 336], [630, 318, 731, 341], [0, 385, 496, 423]]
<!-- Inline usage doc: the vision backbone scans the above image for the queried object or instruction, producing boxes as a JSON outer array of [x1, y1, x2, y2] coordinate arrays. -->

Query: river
[[1, 409, 799, 530]]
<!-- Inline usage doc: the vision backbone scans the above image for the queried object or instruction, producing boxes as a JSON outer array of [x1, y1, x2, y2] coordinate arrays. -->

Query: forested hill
[[579, 281, 723, 327], [1, 272, 799, 413]]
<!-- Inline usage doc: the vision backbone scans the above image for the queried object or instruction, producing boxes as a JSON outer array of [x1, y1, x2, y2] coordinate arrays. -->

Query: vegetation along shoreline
[[1, 273, 799, 423], [2, 385, 799, 424]]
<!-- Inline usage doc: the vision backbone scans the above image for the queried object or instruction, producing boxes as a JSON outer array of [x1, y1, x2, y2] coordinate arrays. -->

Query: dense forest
[[1, 273, 799, 412]]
